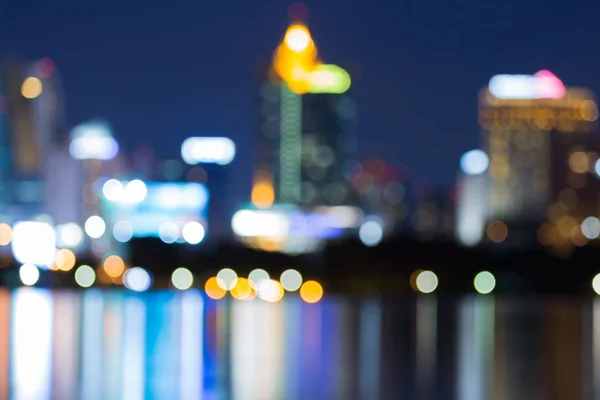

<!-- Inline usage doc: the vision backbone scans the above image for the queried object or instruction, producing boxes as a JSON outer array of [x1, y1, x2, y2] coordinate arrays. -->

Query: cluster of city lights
[[273, 23, 351, 94], [203, 268, 323, 303]]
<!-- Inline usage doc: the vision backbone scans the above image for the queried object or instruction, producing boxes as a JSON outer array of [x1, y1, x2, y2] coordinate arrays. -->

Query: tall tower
[[254, 22, 355, 209], [479, 71, 596, 227]]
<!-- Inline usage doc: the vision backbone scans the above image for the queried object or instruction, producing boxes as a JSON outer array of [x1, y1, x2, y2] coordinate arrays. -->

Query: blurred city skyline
[[2, 0, 600, 201]]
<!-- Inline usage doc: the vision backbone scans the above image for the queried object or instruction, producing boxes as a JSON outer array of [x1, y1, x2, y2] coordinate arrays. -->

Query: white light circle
[[582, 216, 600, 239], [460, 150, 489, 175], [158, 222, 179, 244], [102, 179, 124, 202], [257, 279, 283, 302], [19, 264, 39, 286], [216, 268, 238, 290], [84, 216, 106, 239], [75, 265, 96, 288], [359, 220, 383, 246], [474, 271, 496, 294], [248, 269, 270, 289], [56, 223, 84, 248], [280, 269, 303, 291], [595, 159, 600, 177], [593, 273, 600, 295], [171, 267, 194, 290], [124, 180, 147, 203], [182, 221, 205, 244], [416, 270, 438, 294], [124, 267, 152, 292], [113, 221, 133, 242]]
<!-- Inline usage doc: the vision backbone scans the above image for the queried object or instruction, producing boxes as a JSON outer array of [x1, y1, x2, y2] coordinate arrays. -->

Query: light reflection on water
[[0, 289, 598, 399]]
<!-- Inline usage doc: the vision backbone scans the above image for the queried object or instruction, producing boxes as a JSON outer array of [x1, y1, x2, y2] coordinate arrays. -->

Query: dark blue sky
[[1, 0, 599, 200]]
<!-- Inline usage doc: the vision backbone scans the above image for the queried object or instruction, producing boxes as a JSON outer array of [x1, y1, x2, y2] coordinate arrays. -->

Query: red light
[[37, 58, 55, 78]]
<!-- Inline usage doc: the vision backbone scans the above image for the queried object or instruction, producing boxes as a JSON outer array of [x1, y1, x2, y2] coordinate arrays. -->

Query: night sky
[[1, 0, 599, 202]]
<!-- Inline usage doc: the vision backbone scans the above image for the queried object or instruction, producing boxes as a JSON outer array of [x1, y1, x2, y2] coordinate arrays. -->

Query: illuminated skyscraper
[[479, 71, 597, 230], [255, 23, 356, 208]]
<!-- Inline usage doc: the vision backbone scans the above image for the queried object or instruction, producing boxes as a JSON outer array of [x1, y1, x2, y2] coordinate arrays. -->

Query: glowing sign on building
[[488, 70, 566, 100], [181, 137, 236, 165], [309, 64, 351, 94]]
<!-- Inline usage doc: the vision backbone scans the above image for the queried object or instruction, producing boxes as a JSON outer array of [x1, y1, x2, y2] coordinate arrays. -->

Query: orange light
[[300, 280, 323, 303], [231, 278, 253, 300], [0, 224, 12, 246], [55, 249, 76, 272], [205, 277, 226, 300], [251, 181, 275, 209], [103, 255, 125, 278], [487, 221, 508, 243]]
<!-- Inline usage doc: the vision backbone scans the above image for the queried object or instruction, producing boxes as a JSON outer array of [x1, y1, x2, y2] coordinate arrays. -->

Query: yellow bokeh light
[[0, 223, 12, 246], [205, 276, 226, 300], [231, 277, 253, 300], [580, 100, 599, 122], [55, 249, 76, 272], [284, 25, 312, 53], [300, 280, 323, 304], [309, 64, 352, 94], [251, 181, 275, 209], [103, 255, 125, 278], [21, 77, 43, 99], [569, 151, 588, 174]]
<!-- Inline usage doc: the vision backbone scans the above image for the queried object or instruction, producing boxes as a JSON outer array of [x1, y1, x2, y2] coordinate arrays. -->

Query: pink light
[[37, 58, 55, 79], [534, 70, 565, 99]]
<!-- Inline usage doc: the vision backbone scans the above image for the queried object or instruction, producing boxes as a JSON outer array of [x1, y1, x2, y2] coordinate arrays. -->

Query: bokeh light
[[182, 221, 205, 245], [593, 273, 600, 295], [123, 267, 152, 292], [359, 220, 383, 246], [84, 216, 106, 239], [19, 264, 39, 286], [581, 216, 600, 239], [103, 255, 125, 278], [284, 25, 311, 52], [56, 223, 83, 248], [54, 249, 76, 271], [205, 277, 226, 300], [231, 278, 254, 300], [474, 271, 496, 294], [21, 77, 43, 99], [159, 222, 179, 244], [216, 268, 238, 290], [124, 180, 147, 203], [415, 270, 438, 293], [487, 220, 508, 243], [75, 265, 96, 288], [0, 223, 12, 246], [171, 267, 194, 290], [569, 151, 589, 174], [280, 269, 303, 291], [460, 150, 489, 175], [248, 269, 270, 289], [113, 221, 133, 243], [257, 279, 284, 303], [102, 179, 124, 202], [299, 280, 323, 303]]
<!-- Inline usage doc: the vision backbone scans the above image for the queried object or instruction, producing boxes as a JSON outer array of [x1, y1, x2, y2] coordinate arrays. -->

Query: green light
[[309, 64, 351, 94], [474, 271, 496, 294]]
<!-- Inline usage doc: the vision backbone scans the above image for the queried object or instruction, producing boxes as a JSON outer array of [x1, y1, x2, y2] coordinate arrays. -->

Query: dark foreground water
[[1, 289, 598, 399]]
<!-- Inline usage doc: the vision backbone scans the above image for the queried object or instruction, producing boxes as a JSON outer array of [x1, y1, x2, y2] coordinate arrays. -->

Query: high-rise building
[[257, 80, 357, 207], [479, 71, 597, 234]]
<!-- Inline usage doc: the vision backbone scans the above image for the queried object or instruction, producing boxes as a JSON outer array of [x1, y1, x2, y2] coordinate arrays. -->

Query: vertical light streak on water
[[103, 292, 124, 399], [491, 298, 507, 400], [336, 301, 353, 400], [0, 289, 10, 399], [80, 289, 104, 400], [231, 300, 260, 400], [52, 292, 80, 400], [144, 292, 179, 399], [321, 299, 342, 400], [300, 299, 322, 399], [258, 301, 285, 400], [283, 296, 302, 400], [121, 294, 146, 400], [359, 298, 382, 400], [10, 288, 54, 400], [582, 300, 593, 400], [457, 296, 495, 400], [216, 298, 231, 400], [179, 290, 204, 400], [593, 298, 600, 399], [415, 296, 437, 400], [203, 299, 219, 396]]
